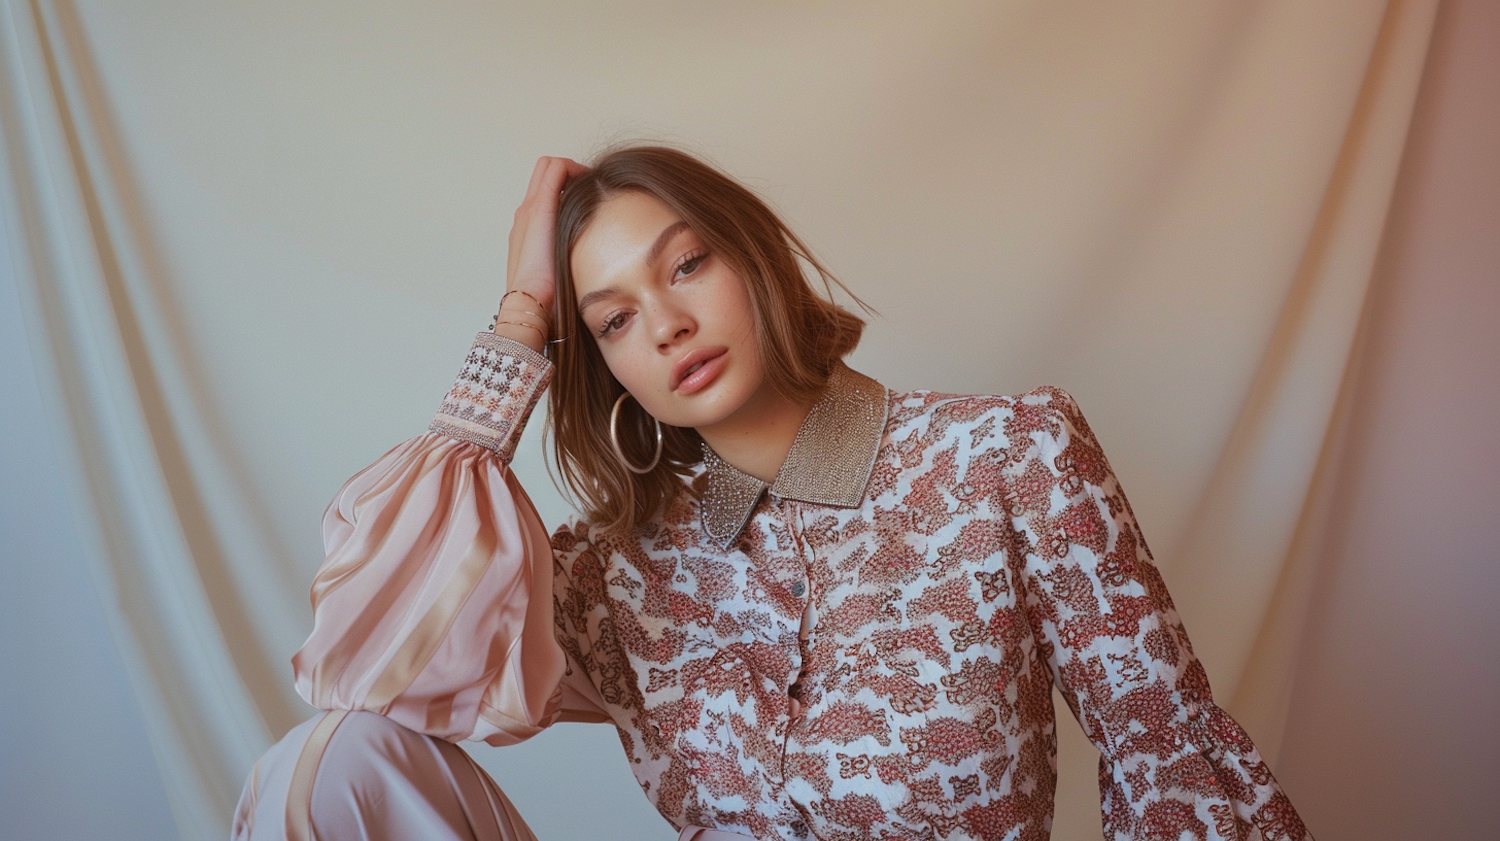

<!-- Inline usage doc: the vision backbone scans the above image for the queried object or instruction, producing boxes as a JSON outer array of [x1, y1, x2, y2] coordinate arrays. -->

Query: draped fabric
[[0, 2, 1438, 839]]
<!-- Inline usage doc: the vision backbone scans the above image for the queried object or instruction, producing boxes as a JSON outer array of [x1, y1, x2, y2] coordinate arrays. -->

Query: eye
[[673, 250, 707, 280], [596, 310, 632, 338]]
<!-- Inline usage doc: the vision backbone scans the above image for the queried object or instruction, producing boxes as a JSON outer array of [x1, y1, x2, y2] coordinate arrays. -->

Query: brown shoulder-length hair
[[547, 145, 872, 534]]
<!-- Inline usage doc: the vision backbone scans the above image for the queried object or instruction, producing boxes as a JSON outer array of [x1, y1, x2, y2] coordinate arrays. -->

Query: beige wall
[[1277, 1, 1500, 838], [1, 2, 1496, 839]]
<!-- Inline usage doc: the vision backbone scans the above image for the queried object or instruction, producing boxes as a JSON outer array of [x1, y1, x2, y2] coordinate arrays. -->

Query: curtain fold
[[0, 2, 281, 838], [0, 1, 1438, 838], [1179, 0, 1439, 756]]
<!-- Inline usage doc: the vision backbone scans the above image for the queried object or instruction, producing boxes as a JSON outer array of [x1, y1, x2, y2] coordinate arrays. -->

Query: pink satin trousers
[[231, 710, 749, 841]]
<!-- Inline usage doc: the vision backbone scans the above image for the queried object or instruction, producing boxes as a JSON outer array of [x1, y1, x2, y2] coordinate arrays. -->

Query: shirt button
[[790, 581, 806, 598]]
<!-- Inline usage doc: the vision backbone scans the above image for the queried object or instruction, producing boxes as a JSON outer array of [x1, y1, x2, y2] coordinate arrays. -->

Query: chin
[[653, 382, 755, 431], [657, 401, 738, 432]]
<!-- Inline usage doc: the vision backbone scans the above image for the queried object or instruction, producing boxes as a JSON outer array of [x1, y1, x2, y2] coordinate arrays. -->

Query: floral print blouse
[[293, 331, 1311, 841]]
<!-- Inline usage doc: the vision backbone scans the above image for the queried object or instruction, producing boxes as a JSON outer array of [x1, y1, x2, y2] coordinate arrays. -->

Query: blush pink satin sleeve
[[291, 332, 608, 747]]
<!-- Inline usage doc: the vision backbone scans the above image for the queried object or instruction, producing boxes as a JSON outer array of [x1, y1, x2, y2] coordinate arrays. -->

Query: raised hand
[[491, 156, 587, 352], [506, 155, 588, 302]]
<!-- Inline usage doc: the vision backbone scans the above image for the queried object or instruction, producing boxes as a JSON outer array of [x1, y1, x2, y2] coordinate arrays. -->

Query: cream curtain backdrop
[[0, 1, 1439, 839]]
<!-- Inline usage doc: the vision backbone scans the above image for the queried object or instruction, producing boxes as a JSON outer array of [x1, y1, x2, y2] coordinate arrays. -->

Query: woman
[[232, 147, 1311, 841]]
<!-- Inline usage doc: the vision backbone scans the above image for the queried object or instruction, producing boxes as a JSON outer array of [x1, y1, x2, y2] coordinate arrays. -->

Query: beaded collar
[[698, 362, 889, 549]]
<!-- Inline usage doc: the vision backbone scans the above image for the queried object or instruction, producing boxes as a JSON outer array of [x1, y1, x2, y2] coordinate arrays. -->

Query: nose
[[649, 299, 695, 350]]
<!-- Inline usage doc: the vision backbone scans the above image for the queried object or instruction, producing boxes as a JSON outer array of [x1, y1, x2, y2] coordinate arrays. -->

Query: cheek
[[713, 273, 759, 344], [596, 343, 650, 396]]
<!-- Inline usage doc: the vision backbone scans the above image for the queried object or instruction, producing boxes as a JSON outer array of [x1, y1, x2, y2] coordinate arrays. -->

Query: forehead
[[570, 192, 687, 297]]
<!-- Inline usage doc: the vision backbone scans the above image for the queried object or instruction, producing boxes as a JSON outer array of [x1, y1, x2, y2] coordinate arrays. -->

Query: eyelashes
[[596, 310, 629, 337], [674, 249, 706, 279], [593, 250, 709, 338]]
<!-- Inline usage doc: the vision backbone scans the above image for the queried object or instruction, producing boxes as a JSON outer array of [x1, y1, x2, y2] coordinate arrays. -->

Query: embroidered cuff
[[428, 332, 553, 463]]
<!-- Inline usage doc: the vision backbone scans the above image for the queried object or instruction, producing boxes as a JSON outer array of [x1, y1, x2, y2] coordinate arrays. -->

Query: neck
[[695, 387, 817, 485]]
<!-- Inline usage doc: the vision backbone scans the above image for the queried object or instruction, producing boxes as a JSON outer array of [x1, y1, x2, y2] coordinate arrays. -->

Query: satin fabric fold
[[233, 710, 540, 841], [291, 432, 580, 746]]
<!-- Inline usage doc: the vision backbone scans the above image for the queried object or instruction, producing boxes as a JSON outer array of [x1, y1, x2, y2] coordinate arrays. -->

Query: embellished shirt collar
[[699, 362, 889, 549]]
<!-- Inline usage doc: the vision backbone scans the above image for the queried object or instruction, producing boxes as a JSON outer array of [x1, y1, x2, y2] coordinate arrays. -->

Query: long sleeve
[[1003, 387, 1311, 841], [291, 332, 601, 746]]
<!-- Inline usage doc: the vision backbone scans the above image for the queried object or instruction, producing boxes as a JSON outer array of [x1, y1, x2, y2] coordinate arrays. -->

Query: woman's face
[[570, 191, 778, 434]]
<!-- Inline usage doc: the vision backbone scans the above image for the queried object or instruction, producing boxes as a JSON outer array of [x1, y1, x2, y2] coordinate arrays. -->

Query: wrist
[[490, 286, 555, 355], [499, 288, 551, 322], [491, 320, 548, 353]]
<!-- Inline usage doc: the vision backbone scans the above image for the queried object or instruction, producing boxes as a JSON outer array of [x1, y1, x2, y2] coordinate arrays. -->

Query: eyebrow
[[647, 220, 692, 267], [576, 220, 692, 314]]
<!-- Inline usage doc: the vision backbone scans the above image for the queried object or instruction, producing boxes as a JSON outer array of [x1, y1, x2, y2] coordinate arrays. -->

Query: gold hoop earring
[[610, 392, 662, 474]]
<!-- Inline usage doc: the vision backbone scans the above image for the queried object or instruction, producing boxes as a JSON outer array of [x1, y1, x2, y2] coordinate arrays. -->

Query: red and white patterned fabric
[[291, 331, 1311, 841]]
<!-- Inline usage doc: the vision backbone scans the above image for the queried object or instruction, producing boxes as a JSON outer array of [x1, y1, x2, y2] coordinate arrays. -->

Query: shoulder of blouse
[[547, 474, 699, 560], [884, 383, 1086, 440], [426, 331, 553, 464]]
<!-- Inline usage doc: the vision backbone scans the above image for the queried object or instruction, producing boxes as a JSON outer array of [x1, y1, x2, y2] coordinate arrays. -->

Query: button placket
[[786, 505, 817, 722]]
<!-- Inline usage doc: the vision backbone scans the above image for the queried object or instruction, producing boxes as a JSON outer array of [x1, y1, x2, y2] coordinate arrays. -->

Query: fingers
[[557, 156, 591, 180], [514, 157, 585, 240], [535, 157, 588, 218], [521, 156, 552, 204], [504, 156, 587, 302], [522, 156, 587, 206]]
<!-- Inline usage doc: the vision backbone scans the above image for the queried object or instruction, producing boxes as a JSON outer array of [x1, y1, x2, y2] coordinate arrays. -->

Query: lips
[[671, 346, 728, 392]]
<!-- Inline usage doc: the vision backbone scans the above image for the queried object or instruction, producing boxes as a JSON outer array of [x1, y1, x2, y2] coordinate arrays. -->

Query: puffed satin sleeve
[[291, 332, 606, 746], [1003, 388, 1311, 841]]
